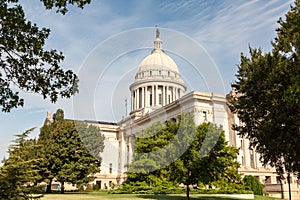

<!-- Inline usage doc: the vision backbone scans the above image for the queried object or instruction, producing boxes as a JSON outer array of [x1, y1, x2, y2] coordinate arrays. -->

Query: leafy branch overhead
[[0, 0, 91, 112]]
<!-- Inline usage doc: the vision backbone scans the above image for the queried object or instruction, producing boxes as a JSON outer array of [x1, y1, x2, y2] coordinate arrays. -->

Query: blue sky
[[0, 0, 293, 160]]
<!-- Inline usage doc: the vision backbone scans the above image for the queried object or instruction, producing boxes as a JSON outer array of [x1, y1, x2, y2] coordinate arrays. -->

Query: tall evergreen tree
[[0, 128, 41, 199]]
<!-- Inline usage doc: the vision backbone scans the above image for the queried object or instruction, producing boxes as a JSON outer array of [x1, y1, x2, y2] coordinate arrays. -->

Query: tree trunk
[[46, 179, 52, 193], [186, 184, 190, 200], [186, 170, 191, 200], [287, 172, 291, 200], [61, 181, 65, 194], [280, 179, 284, 199]]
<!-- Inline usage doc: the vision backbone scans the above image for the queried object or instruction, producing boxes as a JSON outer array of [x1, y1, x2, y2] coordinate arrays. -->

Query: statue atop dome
[[154, 28, 162, 50], [156, 28, 160, 38]]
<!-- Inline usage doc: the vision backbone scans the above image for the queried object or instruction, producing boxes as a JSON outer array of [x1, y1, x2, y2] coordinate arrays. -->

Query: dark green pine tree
[[0, 128, 42, 200]]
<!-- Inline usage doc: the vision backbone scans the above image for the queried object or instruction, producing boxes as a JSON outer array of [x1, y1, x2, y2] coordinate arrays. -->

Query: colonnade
[[131, 84, 183, 111]]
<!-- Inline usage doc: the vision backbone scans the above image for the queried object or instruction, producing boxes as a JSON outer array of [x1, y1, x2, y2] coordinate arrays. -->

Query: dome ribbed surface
[[138, 49, 179, 73]]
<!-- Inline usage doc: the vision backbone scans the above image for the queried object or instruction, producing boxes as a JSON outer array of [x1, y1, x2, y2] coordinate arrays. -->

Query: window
[[202, 110, 207, 121], [159, 70, 161, 75], [250, 153, 255, 168], [241, 156, 245, 166], [265, 176, 271, 184], [109, 163, 112, 174], [150, 71, 152, 76], [150, 94, 153, 106], [159, 94, 162, 105], [170, 118, 176, 123], [168, 71, 170, 76], [168, 95, 171, 104], [96, 181, 101, 189], [276, 176, 281, 184]]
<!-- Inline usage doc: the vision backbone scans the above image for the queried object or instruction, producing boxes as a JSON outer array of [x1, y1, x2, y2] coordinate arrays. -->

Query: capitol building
[[48, 29, 299, 198]]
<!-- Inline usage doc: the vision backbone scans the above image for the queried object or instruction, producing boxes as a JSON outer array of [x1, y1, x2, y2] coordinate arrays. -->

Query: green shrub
[[85, 184, 94, 192], [93, 183, 100, 191], [243, 175, 263, 195]]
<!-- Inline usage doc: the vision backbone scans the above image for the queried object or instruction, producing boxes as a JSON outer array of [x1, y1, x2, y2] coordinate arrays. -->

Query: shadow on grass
[[138, 194, 240, 200]]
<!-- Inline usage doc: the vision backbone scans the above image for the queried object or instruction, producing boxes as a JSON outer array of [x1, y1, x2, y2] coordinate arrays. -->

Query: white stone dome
[[129, 29, 186, 115], [138, 48, 179, 74], [134, 32, 184, 84]]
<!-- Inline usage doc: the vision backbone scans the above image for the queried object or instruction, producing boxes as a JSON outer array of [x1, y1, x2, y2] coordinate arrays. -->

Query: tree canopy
[[38, 109, 104, 193], [229, 0, 300, 176], [0, 0, 91, 112], [125, 114, 241, 200], [0, 128, 41, 199]]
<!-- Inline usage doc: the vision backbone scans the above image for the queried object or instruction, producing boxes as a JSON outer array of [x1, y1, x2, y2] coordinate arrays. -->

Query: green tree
[[0, 0, 92, 112], [243, 175, 263, 195], [125, 122, 174, 188], [75, 121, 105, 160], [38, 109, 104, 194], [126, 114, 240, 200], [229, 0, 300, 177], [0, 128, 42, 199], [168, 117, 240, 199]]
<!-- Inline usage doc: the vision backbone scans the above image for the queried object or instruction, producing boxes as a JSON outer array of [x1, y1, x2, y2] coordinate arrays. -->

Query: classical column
[[131, 90, 134, 111], [155, 85, 158, 106], [133, 90, 136, 110], [135, 90, 137, 110], [137, 88, 140, 109], [172, 87, 175, 102], [162, 86, 165, 106], [167, 86, 170, 104], [151, 85, 154, 106], [164, 86, 168, 105], [145, 86, 148, 108], [141, 87, 144, 108]]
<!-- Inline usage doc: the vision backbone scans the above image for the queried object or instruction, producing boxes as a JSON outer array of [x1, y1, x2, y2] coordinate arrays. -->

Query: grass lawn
[[41, 192, 279, 200]]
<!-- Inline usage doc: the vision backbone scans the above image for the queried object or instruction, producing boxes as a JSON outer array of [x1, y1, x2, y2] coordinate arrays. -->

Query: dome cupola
[[130, 29, 186, 115]]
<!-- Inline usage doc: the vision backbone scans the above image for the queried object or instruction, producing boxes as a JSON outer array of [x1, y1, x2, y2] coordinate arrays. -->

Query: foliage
[[111, 186, 252, 195], [39, 0, 91, 14], [243, 175, 263, 195], [0, 128, 42, 199], [0, 0, 92, 112], [38, 109, 104, 193], [75, 121, 105, 160], [124, 114, 241, 199], [22, 192, 263, 200], [229, 0, 300, 176]]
